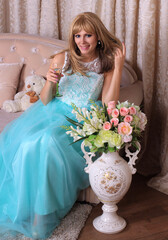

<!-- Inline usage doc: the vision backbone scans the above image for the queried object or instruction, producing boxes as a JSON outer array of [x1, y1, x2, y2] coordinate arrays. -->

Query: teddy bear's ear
[[25, 76, 30, 83]]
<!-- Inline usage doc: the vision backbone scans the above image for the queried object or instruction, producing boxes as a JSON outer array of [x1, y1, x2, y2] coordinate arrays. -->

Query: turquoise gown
[[0, 53, 104, 239]]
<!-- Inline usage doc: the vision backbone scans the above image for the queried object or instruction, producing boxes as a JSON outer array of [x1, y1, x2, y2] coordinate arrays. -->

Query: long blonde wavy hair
[[54, 12, 122, 75]]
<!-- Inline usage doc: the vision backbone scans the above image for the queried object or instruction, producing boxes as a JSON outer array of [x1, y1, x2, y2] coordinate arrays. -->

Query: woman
[[0, 12, 125, 239]]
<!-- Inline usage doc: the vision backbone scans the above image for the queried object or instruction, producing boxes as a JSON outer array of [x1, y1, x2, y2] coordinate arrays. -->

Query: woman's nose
[[81, 36, 86, 43]]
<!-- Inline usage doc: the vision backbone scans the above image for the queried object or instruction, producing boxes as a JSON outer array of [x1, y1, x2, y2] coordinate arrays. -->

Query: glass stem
[[56, 82, 59, 95]]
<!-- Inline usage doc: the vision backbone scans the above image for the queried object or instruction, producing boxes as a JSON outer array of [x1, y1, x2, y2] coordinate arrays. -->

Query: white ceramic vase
[[81, 142, 140, 234]]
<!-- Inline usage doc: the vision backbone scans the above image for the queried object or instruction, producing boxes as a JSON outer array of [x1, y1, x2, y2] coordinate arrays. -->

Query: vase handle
[[81, 141, 95, 173], [125, 142, 141, 174]]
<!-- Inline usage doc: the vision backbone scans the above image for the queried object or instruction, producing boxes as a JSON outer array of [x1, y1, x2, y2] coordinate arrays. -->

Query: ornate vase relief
[[81, 142, 140, 234]]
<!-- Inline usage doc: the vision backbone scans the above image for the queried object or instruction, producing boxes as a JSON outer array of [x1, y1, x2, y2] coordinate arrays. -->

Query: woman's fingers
[[114, 43, 126, 71], [46, 69, 61, 83], [115, 43, 126, 57], [122, 42, 126, 57]]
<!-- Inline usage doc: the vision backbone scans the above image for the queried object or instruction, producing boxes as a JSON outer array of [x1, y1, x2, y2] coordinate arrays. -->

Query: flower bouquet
[[64, 100, 147, 154]]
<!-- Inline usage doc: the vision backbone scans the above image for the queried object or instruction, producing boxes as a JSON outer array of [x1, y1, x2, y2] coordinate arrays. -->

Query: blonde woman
[[0, 12, 125, 239]]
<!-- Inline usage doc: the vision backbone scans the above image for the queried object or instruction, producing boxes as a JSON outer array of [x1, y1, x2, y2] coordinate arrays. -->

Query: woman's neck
[[81, 51, 98, 63]]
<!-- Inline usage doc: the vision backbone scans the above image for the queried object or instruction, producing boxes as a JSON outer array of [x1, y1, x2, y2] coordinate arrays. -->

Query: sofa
[[0, 33, 143, 203]]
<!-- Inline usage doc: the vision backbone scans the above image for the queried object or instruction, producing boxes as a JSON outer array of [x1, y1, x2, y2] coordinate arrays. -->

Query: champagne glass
[[51, 63, 63, 97]]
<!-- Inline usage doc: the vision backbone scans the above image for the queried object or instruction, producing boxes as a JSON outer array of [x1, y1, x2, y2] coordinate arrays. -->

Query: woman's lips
[[80, 45, 90, 50]]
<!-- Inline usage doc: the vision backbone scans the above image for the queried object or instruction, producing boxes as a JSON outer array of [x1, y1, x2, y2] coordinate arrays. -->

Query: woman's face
[[74, 29, 98, 59]]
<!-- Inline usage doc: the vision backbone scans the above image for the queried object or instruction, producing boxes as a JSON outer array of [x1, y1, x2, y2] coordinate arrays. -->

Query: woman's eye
[[75, 34, 80, 38], [86, 34, 92, 37]]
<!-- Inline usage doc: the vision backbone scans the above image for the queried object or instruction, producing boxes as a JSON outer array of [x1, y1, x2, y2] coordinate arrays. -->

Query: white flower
[[90, 117, 102, 129], [73, 136, 82, 142], [136, 112, 147, 130], [90, 105, 97, 111], [83, 123, 97, 135], [117, 100, 129, 108], [81, 108, 88, 118], [66, 129, 82, 142], [76, 126, 86, 137], [122, 135, 133, 143], [76, 113, 84, 122]]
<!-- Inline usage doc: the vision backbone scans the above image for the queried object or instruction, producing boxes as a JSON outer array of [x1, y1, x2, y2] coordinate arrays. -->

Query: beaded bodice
[[59, 52, 104, 107]]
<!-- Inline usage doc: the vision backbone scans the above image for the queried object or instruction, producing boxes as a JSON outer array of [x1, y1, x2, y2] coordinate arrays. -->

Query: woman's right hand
[[46, 68, 63, 84], [40, 66, 59, 105], [40, 53, 65, 105]]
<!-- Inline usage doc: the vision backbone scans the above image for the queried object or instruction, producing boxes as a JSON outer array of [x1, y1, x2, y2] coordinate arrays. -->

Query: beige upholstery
[[0, 33, 143, 204], [0, 33, 67, 91]]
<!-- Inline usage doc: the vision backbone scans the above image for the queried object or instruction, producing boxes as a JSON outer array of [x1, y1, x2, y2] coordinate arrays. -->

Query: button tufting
[[43, 58, 48, 64], [31, 48, 39, 53], [10, 45, 16, 52], [54, 50, 59, 55], [30, 70, 36, 74], [20, 57, 25, 63]]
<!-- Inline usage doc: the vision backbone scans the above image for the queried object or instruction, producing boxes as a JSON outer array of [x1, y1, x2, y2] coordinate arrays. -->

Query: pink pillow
[[0, 63, 23, 108]]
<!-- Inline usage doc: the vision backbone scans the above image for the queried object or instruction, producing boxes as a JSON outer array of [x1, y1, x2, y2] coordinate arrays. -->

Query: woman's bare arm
[[101, 43, 126, 105], [40, 52, 65, 105]]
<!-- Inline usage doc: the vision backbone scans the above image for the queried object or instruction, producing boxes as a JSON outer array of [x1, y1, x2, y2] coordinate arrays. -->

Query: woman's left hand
[[114, 42, 126, 72]]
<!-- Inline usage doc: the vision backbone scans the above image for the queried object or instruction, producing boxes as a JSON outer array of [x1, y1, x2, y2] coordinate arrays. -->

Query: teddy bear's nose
[[27, 84, 31, 88]]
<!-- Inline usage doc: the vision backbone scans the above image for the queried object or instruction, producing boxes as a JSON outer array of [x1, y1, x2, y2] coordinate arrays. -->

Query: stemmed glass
[[51, 63, 63, 97]]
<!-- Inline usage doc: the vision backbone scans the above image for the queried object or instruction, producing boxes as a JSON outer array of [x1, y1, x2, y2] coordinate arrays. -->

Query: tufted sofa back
[[0, 33, 67, 91]]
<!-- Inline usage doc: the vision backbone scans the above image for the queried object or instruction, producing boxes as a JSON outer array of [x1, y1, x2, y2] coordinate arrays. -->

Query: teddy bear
[[2, 75, 46, 112]]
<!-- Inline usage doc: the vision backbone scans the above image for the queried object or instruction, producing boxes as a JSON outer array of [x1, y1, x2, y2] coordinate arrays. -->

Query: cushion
[[0, 63, 23, 108], [121, 62, 138, 88]]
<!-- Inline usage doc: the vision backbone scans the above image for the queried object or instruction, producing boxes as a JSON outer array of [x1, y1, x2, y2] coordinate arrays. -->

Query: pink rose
[[111, 108, 119, 118], [129, 106, 136, 115], [124, 115, 133, 123], [120, 107, 129, 116], [107, 108, 112, 115], [103, 121, 112, 130], [107, 101, 116, 109], [110, 118, 119, 127], [118, 122, 132, 135]]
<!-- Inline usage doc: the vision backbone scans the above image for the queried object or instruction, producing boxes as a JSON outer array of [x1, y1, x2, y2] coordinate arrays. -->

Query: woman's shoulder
[[52, 51, 70, 71], [53, 52, 66, 67]]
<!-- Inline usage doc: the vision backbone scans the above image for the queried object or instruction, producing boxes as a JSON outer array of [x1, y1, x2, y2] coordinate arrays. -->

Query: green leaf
[[65, 116, 83, 128], [88, 135, 97, 140], [90, 146, 98, 152], [103, 104, 110, 122], [132, 141, 140, 150], [97, 147, 105, 153], [104, 148, 109, 153], [108, 147, 116, 152], [69, 136, 88, 145]]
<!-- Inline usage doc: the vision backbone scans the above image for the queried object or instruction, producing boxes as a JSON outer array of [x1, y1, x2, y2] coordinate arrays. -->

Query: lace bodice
[[59, 52, 104, 107], [62, 51, 102, 74]]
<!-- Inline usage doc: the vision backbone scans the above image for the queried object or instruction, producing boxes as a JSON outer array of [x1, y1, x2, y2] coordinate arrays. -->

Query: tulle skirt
[[0, 98, 90, 239]]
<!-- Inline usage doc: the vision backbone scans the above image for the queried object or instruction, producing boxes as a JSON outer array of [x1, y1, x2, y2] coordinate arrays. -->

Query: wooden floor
[[79, 174, 168, 240]]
